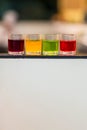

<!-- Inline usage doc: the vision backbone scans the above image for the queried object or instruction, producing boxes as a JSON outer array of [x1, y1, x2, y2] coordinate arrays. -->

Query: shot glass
[[8, 34, 24, 55], [60, 34, 76, 56], [25, 34, 42, 55], [42, 34, 59, 55]]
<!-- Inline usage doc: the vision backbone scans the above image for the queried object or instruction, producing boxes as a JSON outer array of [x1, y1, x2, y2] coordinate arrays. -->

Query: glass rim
[[43, 34, 59, 36], [26, 34, 41, 40], [42, 34, 59, 40], [61, 33, 76, 35], [8, 34, 24, 40], [60, 33, 76, 40], [60, 33, 76, 37]]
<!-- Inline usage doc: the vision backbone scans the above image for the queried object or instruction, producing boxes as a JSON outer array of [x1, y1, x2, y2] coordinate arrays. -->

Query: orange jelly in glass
[[25, 34, 42, 55]]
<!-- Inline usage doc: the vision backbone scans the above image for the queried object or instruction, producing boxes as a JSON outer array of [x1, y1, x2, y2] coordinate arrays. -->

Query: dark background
[[0, 0, 58, 20]]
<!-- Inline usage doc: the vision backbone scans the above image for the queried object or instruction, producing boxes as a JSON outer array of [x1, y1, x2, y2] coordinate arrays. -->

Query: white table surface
[[0, 59, 87, 130]]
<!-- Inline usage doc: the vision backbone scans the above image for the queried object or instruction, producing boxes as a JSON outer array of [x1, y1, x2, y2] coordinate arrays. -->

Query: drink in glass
[[60, 34, 76, 55], [42, 34, 59, 55], [8, 34, 24, 55], [25, 34, 42, 55]]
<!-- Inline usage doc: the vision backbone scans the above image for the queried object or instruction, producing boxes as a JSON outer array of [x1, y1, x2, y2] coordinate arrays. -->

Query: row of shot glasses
[[8, 34, 76, 56]]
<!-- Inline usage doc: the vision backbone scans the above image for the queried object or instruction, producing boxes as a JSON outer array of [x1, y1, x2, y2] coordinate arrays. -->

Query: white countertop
[[0, 59, 87, 130]]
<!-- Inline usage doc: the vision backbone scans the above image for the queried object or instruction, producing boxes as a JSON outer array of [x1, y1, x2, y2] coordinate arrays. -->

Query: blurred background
[[0, 0, 87, 54]]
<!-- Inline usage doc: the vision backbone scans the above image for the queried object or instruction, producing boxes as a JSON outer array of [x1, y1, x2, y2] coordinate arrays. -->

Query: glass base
[[43, 51, 58, 56], [8, 51, 24, 55], [25, 52, 41, 56], [60, 51, 76, 56]]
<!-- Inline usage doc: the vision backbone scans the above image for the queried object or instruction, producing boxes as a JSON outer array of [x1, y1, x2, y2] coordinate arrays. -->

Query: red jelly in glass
[[8, 34, 24, 55], [60, 34, 76, 56], [60, 40, 76, 51]]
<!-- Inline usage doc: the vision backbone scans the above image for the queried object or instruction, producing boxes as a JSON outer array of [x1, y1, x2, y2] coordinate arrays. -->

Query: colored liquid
[[60, 40, 76, 51], [25, 40, 42, 55], [8, 39, 24, 54], [43, 40, 59, 55], [60, 40, 76, 55]]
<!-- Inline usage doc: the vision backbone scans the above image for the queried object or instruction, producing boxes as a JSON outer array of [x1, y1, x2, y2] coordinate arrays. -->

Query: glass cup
[[25, 34, 42, 55], [8, 34, 24, 55], [60, 34, 76, 56], [42, 34, 59, 56]]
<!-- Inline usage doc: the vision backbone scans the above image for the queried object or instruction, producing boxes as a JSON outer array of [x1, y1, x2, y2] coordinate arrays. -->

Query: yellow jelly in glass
[[25, 34, 42, 55]]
